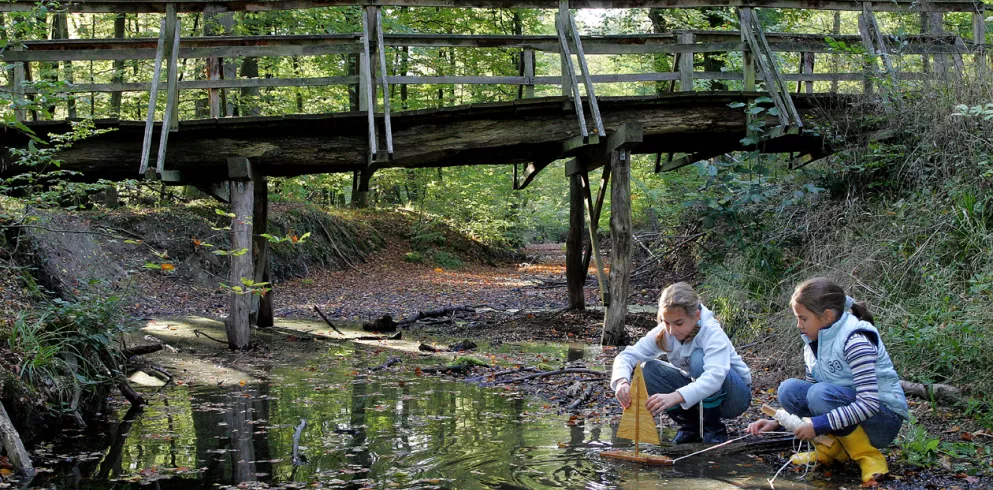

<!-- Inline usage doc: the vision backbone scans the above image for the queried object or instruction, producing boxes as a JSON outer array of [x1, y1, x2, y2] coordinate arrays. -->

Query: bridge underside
[[1, 92, 845, 184]]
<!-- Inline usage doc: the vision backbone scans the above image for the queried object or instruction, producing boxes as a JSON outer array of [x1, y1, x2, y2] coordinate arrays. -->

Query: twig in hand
[[313, 306, 346, 335], [193, 329, 228, 345]]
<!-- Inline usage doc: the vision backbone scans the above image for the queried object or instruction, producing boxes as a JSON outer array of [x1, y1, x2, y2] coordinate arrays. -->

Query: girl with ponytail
[[747, 277, 909, 484]]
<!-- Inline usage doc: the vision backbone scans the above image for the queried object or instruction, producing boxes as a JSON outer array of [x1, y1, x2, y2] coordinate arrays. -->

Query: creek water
[[37, 329, 826, 490]]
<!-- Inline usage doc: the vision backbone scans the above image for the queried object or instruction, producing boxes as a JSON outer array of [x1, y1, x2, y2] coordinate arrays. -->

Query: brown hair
[[655, 282, 701, 351], [791, 277, 874, 325]]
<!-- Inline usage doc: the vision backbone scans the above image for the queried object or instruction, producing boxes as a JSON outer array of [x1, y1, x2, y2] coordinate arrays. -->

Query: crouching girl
[[747, 277, 908, 483], [611, 282, 752, 444]]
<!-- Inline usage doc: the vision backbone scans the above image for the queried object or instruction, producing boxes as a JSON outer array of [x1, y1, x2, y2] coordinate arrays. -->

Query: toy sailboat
[[601, 364, 674, 465]]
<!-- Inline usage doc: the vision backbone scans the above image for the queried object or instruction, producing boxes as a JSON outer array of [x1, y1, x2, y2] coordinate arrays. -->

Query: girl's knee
[[688, 349, 705, 378], [777, 378, 810, 410]]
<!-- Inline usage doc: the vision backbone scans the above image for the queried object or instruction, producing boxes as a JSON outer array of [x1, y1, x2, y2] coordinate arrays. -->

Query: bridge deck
[[0, 93, 841, 183]]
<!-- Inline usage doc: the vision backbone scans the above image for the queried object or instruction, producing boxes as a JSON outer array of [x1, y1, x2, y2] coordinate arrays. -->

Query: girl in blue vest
[[611, 282, 752, 444], [747, 277, 909, 483]]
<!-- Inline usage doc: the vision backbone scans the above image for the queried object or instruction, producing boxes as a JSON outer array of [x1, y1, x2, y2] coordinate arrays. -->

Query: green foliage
[[899, 420, 942, 467], [447, 356, 489, 369], [403, 251, 424, 263], [432, 250, 464, 270]]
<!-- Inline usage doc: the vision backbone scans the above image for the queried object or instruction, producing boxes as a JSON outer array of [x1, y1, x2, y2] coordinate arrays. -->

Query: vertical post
[[523, 47, 535, 98], [227, 157, 254, 350], [858, 13, 875, 96], [138, 18, 167, 175], [679, 32, 694, 91], [205, 9, 222, 118], [110, 14, 126, 117], [360, 8, 378, 161], [375, 8, 393, 158], [831, 12, 840, 93], [12, 62, 25, 123], [252, 174, 273, 328], [603, 148, 631, 346], [741, 13, 756, 92], [566, 9, 605, 136], [802, 52, 815, 94], [973, 12, 987, 75], [566, 171, 586, 310], [580, 168, 609, 309], [354, 168, 373, 208], [156, 15, 182, 174], [164, 4, 179, 131], [218, 13, 236, 117]]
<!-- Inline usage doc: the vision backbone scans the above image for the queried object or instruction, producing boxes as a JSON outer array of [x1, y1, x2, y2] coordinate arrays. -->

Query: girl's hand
[[645, 392, 686, 415], [794, 421, 816, 441], [615, 380, 631, 409], [746, 419, 780, 435]]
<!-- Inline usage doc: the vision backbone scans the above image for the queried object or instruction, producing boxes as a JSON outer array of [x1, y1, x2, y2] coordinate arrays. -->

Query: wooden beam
[[375, 8, 394, 158], [659, 148, 730, 172], [360, 8, 378, 162], [580, 168, 610, 307], [523, 47, 535, 98], [0, 0, 981, 13], [227, 157, 254, 350], [518, 158, 555, 190], [565, 6, 605, 136], [566, 172, 586, 310], [155, 11, 182, 173], [138, 18, 167, 175], [679, 32, 694, 91], [603, 147, 632, 346], [557, 2, 589, 142]]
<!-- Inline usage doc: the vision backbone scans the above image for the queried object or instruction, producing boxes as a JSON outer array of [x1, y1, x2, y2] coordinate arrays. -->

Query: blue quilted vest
[[804, 312, 910, 420]]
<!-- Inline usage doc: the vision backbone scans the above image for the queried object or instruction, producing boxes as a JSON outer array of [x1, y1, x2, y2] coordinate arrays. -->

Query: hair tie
[[845, 296, 855, 310]]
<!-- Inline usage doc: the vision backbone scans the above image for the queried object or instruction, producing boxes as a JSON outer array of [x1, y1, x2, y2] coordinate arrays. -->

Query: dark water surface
[[36, 333, 823, 489]]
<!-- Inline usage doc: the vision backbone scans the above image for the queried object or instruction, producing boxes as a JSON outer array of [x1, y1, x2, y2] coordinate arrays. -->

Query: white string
[[772, 409, 809, 432], [768, 437, 813, 489]]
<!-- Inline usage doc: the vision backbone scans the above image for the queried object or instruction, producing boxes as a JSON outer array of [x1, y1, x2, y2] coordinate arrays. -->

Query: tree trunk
[[227, 159, 254, 350], [110, 14, 126, 117], [252, 177, 274, 328], [566, 174, 586, 310], [603, 150, 632, 346]]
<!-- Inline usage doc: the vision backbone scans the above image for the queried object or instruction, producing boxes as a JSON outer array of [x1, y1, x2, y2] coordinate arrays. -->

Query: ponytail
[[850, 300, 875, 325], [793, 277, 874, 325]]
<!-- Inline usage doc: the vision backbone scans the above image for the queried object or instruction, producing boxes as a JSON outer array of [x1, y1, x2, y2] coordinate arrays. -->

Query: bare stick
[[193, 328, 229, 345], [313, 305, 346, 335], [493, 368, 605, 384]]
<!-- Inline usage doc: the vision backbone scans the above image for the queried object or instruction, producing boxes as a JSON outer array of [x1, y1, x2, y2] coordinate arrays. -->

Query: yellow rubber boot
[[790, 434, 849, 465], [836, 425, 889, 483]]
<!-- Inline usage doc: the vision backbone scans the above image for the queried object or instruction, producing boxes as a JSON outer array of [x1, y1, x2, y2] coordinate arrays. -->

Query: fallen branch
[[123, 344, 164, 357], [464, 366, 539, 383], [900, 380, 962, 402], [0, 401, 34, 477], [371, 357, 402, 372], [492, 368, 606, 385], [399, 306, 475, 325], [356, 332, 402, 341], [565, 384, 594, 411], [193, 329, 229, 345], [420, 364, 477, 375], [418, 343, 441, 352], [98, 346, 145, 406], [313, 306, 345, 335]]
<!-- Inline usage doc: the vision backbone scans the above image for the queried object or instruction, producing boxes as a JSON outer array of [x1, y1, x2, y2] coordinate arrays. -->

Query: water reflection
[[42, 340, 818, 489]]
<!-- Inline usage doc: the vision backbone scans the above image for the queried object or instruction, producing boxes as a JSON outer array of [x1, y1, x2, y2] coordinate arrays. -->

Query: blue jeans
[[778, 378, 904, 448], [641, 349, 751, 419]]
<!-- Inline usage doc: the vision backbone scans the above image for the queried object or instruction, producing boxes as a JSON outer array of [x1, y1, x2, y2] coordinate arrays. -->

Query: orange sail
[[616, 363, 660, 446]]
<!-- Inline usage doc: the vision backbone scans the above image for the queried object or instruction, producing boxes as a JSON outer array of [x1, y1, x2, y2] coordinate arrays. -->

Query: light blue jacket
[[803, 311, 910, 420], [610, 305, 752, 410]]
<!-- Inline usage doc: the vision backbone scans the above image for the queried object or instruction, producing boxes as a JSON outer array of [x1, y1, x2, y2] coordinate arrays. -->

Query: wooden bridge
[[0, 0, 989, 347]]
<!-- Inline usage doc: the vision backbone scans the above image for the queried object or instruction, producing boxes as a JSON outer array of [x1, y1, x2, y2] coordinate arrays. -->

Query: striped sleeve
[[811, 333, 882, 435], [803, 369, 816, 383]]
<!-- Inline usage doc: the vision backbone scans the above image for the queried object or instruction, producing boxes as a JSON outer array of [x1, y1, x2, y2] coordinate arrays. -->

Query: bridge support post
[[565, 171, 586, 310], [602, 147, 632, 346], [251, 173, 273, 328], [11, 60, 25, 123], [353, 168, 373, 208], [227, 157, 254, 350]]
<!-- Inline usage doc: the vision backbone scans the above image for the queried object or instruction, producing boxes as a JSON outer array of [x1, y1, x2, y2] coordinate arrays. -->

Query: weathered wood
[[164, 4, 180, 132], [523, 47, 535, 98], [566, 6, 605, 136], [7, 32, 970, 62], [800, 52, 814, 93], [0, 0, 980, 13], [360, 9, 378, 160], [138, 18, 167, 175], [156, 11, 182, 173], [251, 174, 273, 328], [678, 32, 694, 91], [1, 95, 838, 182], [580, 167, 610, 307], [518, 158, 554, 189], [557, 3, 589, 141], [12, 61, 25, 123], [746, 8, 801, 127], [0, 401, 34, 477], [375, 8, 394, 158], [601, 451, 673, 465], [313, 305, 346, 335], [227, 157, 254, 350], [580, 164, 609, 276], [566, 171, 586, 310], [110, 14, 126, 116], [900, 380, 962, 402], [122, 344, 164, 356], [602, 148, 631, 346]]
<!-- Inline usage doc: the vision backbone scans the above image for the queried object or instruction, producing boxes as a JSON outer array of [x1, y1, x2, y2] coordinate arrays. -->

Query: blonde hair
[[655, 282, 701, 351]]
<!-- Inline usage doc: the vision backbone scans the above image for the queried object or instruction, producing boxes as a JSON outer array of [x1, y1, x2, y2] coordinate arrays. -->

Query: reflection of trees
[[346, 379, 372, 482], [191, 385, 272, 486], [97, 404, 144, 479]]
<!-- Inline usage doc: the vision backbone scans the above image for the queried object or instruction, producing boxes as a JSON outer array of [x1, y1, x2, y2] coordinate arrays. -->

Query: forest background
[[1, 0, 993, 469]]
